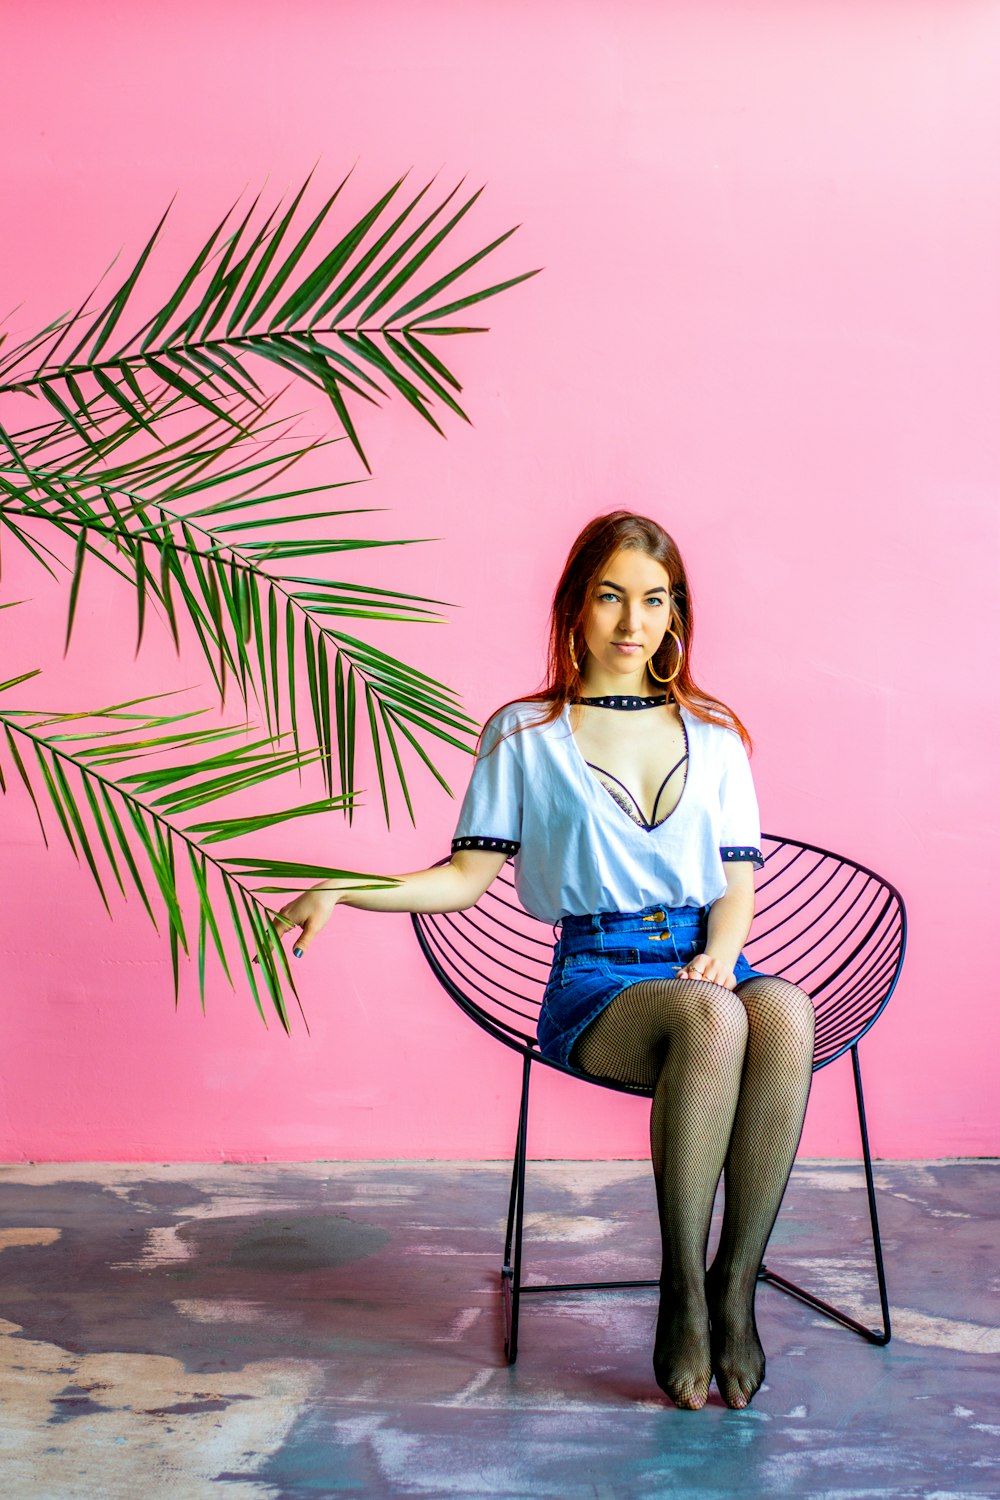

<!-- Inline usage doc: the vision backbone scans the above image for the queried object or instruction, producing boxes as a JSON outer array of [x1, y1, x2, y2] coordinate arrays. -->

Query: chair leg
[[851, 1043, 892, 1343], [501, 1053, 532, 1364], [759, 1044, 891, 1345]]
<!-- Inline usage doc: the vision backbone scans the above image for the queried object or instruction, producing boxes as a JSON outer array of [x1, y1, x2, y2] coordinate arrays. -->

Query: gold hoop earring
[[568, 636, 581, 673], [649, 625, 684, 684]]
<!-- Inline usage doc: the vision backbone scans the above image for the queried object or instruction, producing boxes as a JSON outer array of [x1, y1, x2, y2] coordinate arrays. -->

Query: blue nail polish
[[293, 947, 303, 958]]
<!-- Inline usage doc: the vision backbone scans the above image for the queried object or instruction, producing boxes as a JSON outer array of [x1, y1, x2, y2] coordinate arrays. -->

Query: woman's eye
[[595, 592, 663, 605]]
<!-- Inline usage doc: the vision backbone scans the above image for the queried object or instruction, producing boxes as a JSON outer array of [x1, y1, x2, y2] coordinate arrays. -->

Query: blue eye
[[597, 591, 620, 604]]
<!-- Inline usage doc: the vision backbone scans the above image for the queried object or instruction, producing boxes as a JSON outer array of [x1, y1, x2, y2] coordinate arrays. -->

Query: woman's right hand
[[273, 886, 341, 958]]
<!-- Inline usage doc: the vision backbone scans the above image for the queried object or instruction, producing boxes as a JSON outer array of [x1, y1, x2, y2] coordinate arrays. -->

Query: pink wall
[[1, 1, 997, 1161]]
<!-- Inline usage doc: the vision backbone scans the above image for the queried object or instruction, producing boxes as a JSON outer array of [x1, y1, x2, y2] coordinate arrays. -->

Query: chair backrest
[[411, 834, 906, 1081]]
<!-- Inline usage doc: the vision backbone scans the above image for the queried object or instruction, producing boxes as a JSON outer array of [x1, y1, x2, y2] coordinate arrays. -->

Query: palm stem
[[1, 324, 467, 399]]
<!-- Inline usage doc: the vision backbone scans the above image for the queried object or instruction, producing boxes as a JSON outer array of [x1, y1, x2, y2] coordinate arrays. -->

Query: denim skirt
[[537, 903, 764, 1069]]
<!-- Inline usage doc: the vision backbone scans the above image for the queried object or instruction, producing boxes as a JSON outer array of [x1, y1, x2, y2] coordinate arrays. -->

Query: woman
[[275, 511, 815, 1412]]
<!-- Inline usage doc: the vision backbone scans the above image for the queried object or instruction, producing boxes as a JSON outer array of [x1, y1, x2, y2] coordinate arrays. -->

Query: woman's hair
[[488, 510, 751, 751]]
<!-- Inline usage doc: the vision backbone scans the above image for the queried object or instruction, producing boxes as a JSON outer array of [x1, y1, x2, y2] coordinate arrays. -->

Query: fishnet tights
[[571, 975, 814, 1409]]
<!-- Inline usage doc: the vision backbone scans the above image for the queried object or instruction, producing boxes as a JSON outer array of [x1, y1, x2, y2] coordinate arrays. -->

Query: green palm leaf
[[5, 172, 539, 471], [0, 686, 396, 1023], [1, 440, 478, 805], [0, 167, 536, 1015]]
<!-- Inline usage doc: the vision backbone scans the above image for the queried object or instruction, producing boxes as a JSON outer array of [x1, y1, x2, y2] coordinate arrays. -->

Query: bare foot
[[653, 1280, 711, 1410], [705, 1269, 766, 1409]]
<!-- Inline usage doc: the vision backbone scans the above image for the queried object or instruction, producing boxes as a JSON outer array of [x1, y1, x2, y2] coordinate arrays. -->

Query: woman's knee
[[738, 977, 815, 1045], [668, 978, 749, 1050]]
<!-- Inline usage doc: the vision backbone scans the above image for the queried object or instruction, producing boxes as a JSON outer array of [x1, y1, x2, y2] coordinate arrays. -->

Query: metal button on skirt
[[536, 903, 764, 1070]]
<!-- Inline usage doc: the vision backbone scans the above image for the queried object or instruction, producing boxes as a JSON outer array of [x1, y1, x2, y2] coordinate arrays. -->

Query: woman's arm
[[676, 861, 755, 990], [275, 848, 510, 958]]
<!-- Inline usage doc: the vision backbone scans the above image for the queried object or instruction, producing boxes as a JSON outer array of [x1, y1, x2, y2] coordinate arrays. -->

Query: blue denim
[[537, 903, 763, 1069]]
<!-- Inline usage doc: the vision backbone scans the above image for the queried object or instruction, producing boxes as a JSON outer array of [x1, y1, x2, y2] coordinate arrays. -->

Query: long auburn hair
[[488, 510, 752, 752]]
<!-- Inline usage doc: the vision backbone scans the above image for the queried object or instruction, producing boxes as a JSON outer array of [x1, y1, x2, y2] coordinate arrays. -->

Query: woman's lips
[[614, 642, 643, 653]]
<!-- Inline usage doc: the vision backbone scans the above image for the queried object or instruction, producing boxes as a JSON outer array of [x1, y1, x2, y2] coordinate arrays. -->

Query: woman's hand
[[272, 887, 341, 958], [676, 952, 737, 990]]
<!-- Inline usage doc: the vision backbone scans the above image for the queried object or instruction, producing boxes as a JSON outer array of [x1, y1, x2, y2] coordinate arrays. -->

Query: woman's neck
[[578, 664, 655, 698]]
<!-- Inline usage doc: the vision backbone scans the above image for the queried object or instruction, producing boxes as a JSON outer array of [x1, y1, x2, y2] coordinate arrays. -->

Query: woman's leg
[[706, 976, 815, 1407], [572, 977, 749, 1410]]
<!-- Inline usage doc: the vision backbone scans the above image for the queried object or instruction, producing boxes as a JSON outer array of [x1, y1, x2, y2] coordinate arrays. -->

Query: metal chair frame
[[412, 834, 906, 1363]]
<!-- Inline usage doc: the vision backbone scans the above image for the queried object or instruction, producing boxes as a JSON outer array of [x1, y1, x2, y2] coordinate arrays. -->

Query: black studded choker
[[574, 693, 672, 710]]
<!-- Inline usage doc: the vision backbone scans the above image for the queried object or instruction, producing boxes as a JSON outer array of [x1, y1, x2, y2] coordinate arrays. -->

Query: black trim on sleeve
[[452, 835, 520, 857], [720, 845, 765, 871]]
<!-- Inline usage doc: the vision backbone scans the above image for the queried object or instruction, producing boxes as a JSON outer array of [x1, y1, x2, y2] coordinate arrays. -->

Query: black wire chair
[[412, 834, 906, 1363]]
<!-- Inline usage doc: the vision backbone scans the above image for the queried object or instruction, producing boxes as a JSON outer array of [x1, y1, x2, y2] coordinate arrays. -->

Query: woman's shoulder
[[483, 697, 559, 733], [478, 698, 562, 759], [680, 704, 747, 757]]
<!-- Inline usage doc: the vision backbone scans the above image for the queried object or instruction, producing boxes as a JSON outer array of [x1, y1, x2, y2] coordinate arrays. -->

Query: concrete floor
[[0, 1160, 998, 1500]]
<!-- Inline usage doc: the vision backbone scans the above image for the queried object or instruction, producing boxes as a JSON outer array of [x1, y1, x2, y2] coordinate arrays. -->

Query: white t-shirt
[[451, 700, 763, 924]]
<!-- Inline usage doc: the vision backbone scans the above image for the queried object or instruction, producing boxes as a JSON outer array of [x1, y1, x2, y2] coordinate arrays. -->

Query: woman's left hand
[[676, 952, 737, 989]]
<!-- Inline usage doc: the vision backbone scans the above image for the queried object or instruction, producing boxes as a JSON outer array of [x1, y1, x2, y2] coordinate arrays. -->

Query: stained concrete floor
[[0, 1160, 998, 1500]]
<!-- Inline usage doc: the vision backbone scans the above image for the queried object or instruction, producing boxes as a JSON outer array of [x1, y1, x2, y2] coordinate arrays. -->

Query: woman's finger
[[294, 917, 321, 957], [253, 910, 297, 966], [292, 905, 333, 957], [678, 954, 738, 989], [271, 890, 338, 958]]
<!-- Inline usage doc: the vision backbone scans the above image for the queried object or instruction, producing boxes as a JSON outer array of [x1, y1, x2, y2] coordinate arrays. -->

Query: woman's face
[[579, 547, 673, 680]]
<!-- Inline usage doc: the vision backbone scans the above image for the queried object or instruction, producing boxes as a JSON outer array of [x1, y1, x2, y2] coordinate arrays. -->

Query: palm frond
[[2, 172, 540, 468], [0, 168, 535, 1015], [0, 686, 396, 1024], [0, 411, 478, 811]]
